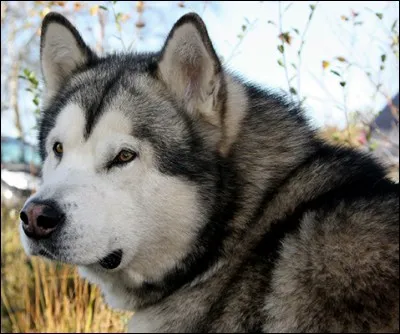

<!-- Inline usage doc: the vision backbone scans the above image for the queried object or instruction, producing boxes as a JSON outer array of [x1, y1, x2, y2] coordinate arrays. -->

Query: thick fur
[[20, 12, 399, 333]]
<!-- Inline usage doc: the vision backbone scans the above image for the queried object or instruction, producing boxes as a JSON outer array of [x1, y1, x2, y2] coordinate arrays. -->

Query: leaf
[[73, 2, 83, 11], [135, 20, 145, 28], [369, 141, 378, 151], [120, 14, 130, 22], [277, 45, 284, 54], [99, 5, 108, 10], [336, 56, 347, 62], [292, 28, 300, 35], [330, 70, 341, 76], [381, 54, 386, 62], [267, 20, 276, 26], [339, 81, 346, 87], [241, 24, 247, 32], [340, 15, 349, 21], [33, 96, 40, 106], [391, 19, 398, 32], [332, 132, 340, 141], [136, 1, 144, 13], [89, 5, 99, 16], [284, 3, 293, 13], [278, 32, 292, 45], [40, 7, 50, 18], [290, 87, 297, 95], [354, 21, 363, 26], [309, 4, 315, 11], [322, 60, 330, 70], [29, 77, 39, 86], [277, 59, 284, 67], [375, 12, 383, 20], [291, 63, 297, 70]]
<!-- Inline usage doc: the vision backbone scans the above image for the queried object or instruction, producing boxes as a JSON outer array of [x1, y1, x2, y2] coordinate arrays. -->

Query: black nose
[[20, 201, 64, 240]]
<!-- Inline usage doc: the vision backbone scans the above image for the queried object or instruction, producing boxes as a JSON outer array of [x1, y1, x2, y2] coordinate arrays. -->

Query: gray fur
[[20, 12, 399, 333]]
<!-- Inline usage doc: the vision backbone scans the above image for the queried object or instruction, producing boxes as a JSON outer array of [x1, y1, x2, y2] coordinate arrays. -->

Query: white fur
[[21, 103, 203, 309]]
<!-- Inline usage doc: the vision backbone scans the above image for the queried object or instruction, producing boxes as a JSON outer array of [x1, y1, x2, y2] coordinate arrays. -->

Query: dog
[[20, 11, 399, 333]]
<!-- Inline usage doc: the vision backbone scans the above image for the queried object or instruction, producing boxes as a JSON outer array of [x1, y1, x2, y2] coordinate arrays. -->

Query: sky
[[1, 1, 399, 144]]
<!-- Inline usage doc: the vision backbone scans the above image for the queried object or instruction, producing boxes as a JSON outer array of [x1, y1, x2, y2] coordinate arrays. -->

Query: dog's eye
[[117, 150, 136, 163], [109, 150, 137, 167], [53, 142, 63, 157]]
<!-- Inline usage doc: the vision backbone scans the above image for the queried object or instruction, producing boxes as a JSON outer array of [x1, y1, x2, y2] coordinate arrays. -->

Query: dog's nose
[[20, 201, 64, 240]]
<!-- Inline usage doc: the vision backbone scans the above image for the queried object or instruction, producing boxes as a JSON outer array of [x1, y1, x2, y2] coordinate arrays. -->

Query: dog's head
[[20, 12, 230, 283]]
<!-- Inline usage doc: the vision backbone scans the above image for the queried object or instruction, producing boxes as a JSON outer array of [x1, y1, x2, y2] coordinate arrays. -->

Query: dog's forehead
[[46, 102, 133, 149]]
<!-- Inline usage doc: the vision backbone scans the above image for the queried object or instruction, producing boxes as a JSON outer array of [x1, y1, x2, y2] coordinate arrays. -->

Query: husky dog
[[20, 11, 399, 333]]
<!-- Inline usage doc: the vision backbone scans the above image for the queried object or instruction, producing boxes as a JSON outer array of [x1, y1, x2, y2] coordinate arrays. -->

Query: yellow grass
[[1, 204, 132, 333]]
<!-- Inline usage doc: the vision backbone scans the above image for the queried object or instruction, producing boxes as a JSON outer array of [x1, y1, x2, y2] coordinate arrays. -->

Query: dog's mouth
[[99, 249, 123, 270]]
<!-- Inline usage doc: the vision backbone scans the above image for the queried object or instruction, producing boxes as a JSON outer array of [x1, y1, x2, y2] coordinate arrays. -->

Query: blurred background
[[1, 1, 399, 333]]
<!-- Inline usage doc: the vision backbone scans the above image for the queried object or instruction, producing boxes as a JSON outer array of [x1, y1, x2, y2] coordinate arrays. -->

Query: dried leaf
[[89, 5, 99, 16], [40, 7, 50, 18], [74, 2, 83, 11], [136, 1, 144, 13], [351, 10, 359, 18], [336, 56, 347, 62], [278, 32, 292, 45], [322, 60, 330, 70], [136, 20, 145, 28]]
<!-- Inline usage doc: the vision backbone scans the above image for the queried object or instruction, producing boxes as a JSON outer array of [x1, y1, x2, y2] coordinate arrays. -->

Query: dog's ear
[[158, 13, 224, 127], [40, 12, 96, 100]]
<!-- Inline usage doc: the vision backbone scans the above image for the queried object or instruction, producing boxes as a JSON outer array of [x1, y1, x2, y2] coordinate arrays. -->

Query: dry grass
[[1, 203, 132, 333]]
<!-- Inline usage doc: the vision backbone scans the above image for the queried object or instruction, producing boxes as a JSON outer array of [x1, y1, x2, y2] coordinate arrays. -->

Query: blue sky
[[1, 1, 399, 144]]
